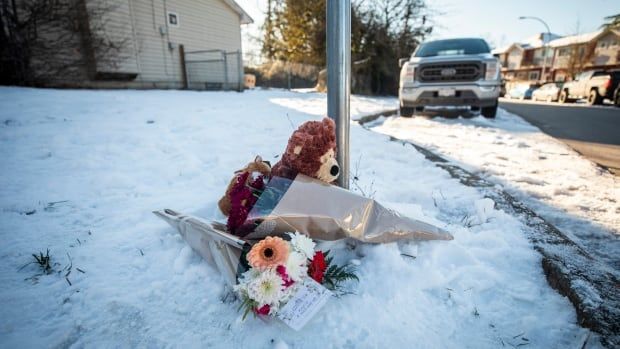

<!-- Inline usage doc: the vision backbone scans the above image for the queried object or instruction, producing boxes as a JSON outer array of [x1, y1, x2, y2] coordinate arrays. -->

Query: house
[[24, 0, 252, 90], [549, 29, 620, 81], [493, 28, 620, 85], [492, 33, 561, 82]]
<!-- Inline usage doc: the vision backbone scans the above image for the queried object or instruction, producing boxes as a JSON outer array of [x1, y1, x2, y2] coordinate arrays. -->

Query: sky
[[236, 0, 619, 59]]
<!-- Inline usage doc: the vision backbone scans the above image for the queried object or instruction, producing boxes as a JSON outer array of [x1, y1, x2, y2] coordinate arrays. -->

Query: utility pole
[[519, 16, 551, 82], [327, 0, 351, 189]]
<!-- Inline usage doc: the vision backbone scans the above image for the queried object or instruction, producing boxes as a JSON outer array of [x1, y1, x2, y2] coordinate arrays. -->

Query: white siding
[[86, 0, 140, 74], [87, 0, 243, 88], [507, 47, 522, 70]]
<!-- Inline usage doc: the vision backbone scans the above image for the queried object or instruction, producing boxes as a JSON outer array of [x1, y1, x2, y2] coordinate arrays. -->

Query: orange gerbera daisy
[[247, 236, 290, 270]]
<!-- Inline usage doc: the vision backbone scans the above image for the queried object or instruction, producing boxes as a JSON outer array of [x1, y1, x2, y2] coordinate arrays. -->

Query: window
[[578, 47, 585, 58], [167, 11, 179, 27], [414, 38, 490, 57], [528, 71, 539, 81]]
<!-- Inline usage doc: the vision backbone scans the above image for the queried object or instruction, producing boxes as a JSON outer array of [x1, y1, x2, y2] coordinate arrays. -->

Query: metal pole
[[327, 0, 351, 189]]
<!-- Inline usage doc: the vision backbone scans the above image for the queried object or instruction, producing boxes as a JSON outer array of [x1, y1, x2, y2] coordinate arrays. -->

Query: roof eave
[[223, 0, 254, 25]]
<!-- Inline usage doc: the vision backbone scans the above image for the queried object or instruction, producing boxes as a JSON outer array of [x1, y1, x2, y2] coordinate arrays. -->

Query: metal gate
[[184, 49, 243, 91]]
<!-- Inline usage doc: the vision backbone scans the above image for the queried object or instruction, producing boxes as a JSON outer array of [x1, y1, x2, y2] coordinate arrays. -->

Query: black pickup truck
[[559, 70, 620, 105]]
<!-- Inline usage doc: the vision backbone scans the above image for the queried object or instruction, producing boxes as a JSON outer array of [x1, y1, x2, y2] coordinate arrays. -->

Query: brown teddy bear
[[271, 117, 340, 183], [218, 156, 271, 216]]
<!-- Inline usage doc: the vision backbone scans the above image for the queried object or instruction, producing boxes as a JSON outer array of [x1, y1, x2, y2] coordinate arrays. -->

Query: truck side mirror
[[399, 58, 409, 67]]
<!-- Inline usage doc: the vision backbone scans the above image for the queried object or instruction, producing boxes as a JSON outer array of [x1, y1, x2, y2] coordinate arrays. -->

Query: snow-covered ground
[[371, 110, 620, 270], [270, 90, 396, 121], [0, 88, 590, 348]]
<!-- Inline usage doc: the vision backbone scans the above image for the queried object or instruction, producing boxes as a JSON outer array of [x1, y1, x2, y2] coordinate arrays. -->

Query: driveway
[[499, 98, 620, 174]]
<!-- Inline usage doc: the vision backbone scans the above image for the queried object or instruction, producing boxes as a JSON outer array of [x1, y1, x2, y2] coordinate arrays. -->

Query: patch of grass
[[31, 249, 53, 274]]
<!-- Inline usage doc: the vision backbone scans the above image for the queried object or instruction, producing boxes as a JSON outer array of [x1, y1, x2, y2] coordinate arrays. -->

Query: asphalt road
[[499, 99, 620, 174]]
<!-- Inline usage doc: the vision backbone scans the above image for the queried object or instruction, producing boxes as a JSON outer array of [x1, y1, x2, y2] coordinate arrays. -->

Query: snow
[[269, 90, 397, 121], [0, 87, 589, 348], [371, 110, 620, 270], [549, 30, 604, 48]]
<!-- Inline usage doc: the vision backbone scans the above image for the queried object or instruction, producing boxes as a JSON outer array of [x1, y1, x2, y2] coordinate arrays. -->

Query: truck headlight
[[403, 64, 416, 83], [485, 61, 499, 80]]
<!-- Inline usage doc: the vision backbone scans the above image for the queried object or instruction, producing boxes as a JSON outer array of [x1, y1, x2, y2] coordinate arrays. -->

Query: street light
[[519, 16, 551, 82]]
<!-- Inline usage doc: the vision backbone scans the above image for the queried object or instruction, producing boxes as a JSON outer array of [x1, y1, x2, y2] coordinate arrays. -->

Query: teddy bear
[[218, 156, 271, 216], [271, 117, 340, 183]]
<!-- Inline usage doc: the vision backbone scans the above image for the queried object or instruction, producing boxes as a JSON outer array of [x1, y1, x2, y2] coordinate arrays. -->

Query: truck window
[[414, 39, 490, 57]]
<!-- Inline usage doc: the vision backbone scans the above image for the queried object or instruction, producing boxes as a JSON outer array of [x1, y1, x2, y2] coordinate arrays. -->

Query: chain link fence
[[184, 49, 243, 91], [243, 53, 321, 90]]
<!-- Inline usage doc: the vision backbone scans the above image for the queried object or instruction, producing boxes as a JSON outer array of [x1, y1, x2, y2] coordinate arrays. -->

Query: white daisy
[[288, 232, 315, 259], [285, 251, 309, 282], [246, 268, 284, 306]]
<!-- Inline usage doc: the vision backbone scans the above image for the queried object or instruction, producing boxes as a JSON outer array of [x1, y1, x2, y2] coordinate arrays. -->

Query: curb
[[355, 108, 398, 124], [358, 113, 620, 348]]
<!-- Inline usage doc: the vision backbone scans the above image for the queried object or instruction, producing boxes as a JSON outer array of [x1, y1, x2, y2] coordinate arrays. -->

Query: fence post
[[327, 0, 351, 189], [237, 50, 243, 92], [179, 44, 188, 89], [222, 50, 229, 90]]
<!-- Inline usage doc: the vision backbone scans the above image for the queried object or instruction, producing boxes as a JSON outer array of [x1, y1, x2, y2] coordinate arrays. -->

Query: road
[[499, 99, 620, 174]]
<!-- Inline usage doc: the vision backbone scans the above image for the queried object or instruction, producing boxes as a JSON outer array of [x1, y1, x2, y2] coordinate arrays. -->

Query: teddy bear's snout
[[330, 164, 339, 176]]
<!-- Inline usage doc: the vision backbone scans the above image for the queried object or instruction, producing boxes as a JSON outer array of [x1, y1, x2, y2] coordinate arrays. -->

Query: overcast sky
[[236, 0, 619, 57]]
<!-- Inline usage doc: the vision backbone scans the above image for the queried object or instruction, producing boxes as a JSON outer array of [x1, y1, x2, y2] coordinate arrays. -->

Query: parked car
[[506, 85, 537, 100], [532, 82, 563, 102], [499, 79, 507, 97], [615, 83, 620, 107], [559, 70, 620, 105], [398, 38, 501, 118]]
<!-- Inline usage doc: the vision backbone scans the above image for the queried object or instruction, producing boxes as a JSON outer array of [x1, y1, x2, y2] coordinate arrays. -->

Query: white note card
[[277, 278, 332, 331]]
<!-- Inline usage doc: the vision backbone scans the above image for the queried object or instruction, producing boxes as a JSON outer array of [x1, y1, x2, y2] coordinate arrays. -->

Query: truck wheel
[[400, 106, 414, 117], [481, 103, 497, 118], [559, 90, 569, 103], [587, 89, 602, 105]]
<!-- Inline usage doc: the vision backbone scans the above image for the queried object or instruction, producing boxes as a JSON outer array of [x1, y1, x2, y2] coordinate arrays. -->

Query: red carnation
[[255, 304, 270, 315], [308, 251, 327, 284], [276, 265, 295, 288]]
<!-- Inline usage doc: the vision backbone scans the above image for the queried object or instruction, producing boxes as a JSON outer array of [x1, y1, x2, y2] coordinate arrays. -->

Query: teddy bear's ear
[[323, 117, 335, 128]]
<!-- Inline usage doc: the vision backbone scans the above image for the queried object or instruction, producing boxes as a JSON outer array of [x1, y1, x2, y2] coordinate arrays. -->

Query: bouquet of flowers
[[234, 233, 358, 320]]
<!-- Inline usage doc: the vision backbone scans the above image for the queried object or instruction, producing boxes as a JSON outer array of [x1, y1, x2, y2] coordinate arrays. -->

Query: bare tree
[[0, 0, 129, 86]]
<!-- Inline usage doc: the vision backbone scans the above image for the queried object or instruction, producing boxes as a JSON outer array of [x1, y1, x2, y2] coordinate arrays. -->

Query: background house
[[492, 33, 561, 83], [550, 29, 620, 81], [494, 28, 620, 87], [7, 0, 252, 90]]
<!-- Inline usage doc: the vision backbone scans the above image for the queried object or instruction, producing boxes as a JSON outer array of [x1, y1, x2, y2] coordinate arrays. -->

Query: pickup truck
[[559, 70, 620, 105], [398, 38, 501, 118]]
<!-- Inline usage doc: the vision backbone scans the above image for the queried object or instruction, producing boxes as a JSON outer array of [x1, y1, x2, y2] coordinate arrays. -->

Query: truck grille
[[418, 62, 483, 82]]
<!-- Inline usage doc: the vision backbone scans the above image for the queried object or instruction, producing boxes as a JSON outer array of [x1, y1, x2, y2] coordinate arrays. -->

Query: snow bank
[[371, 111, 620, 270], [0, 88, 585, 348]]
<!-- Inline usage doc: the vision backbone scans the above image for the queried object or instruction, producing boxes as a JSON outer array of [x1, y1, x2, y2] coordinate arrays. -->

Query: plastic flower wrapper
[[243, 174, 453, 243]]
